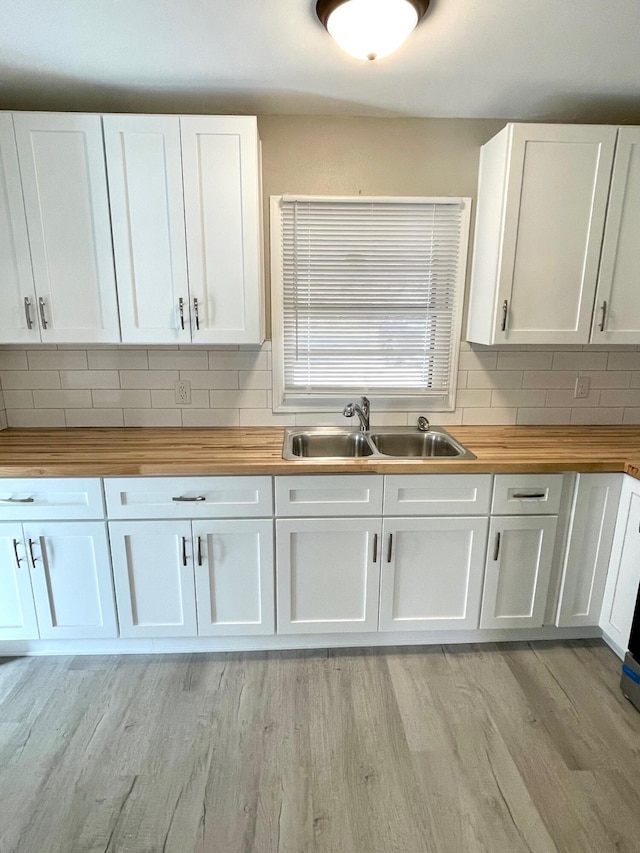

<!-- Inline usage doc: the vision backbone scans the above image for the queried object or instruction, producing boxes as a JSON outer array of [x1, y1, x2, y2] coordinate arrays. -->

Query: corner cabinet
[[466, 122, 638, 345], [104, 114, 264, 345]]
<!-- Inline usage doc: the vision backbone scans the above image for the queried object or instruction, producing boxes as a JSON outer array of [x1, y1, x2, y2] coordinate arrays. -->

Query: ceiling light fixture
[[316, 0, 430, 62]]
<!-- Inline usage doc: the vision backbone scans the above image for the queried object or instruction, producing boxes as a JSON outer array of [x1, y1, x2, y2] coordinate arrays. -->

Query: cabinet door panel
[[181, 116, 263, 344], [600, 481, 640, 655], [26, 521, 117, 639], [0, 113, 38, 344], [592, 128, 640, 343], [194, 519, 274, 636], [13, 112, 120, 343], [103, 115, 190, 344], [481, 516, 557, 629], [276, 518, 380, 634], [497, 125, 616, 344], [0, 524, 38, 640], [109, 520, 196, 638], [557, 474, 622, 627], [379, 517, 488, 632]]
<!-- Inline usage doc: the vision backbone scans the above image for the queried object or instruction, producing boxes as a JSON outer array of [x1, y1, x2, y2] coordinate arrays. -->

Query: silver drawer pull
[[0, 496, 35, 504], [501, 299, 508, 332], [512, 492, 546, 500], [193, 297, 200, 331], [599, 300, 607, 332], [172, 495, 206, 502], [12, 539, 22, 568], [493, 532, 501, 561], [179, 297, 185, 330]]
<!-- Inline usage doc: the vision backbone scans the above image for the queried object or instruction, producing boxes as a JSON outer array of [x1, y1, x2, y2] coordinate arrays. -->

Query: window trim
[[270, 194, 471, 413]]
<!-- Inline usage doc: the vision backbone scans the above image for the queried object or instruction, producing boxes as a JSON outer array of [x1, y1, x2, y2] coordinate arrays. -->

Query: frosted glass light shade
[[320, 0, 425, 61]]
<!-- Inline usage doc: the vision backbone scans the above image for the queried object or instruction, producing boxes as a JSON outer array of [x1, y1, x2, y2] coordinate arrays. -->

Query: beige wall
[[258, 115, 504, 336]]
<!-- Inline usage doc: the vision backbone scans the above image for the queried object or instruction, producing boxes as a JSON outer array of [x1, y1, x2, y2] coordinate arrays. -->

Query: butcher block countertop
[[1, 426, 640, 478]]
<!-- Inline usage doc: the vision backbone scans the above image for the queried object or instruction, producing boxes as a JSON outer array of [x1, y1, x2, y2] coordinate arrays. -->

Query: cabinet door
[[12, 112, 120, 343], [600, 480, 640, 655], [25, 521, 117, 640], [103, 114, 191, 344], [0, 113, 39, 344], [556, 474, 622, 627], [481, 515, 557, 629], [181, 116, 263, 344], [276, 518, 380, 634], [109, 520, 197, 638], [484, 124, 615, 345], [592, 128, 640, 344], [194, 519, 274, 636], [0, 524, 39, 640], [379, 517, 488, 632]]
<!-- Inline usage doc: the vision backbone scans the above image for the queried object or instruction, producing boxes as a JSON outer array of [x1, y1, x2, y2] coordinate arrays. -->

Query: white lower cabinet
[[193, 519, 274, 636], [481, 516, 557, 629], [276, 518, 380, 634], [378, 517, 489, 631], [0, 523, 39, 640], [0, 521, 116, 640], [600, 476, 640, 654], [556, 474, 622, 627], [110, 518, 274, 639]]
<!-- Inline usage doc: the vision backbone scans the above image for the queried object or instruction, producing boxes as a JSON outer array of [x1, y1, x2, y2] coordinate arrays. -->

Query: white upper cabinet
[[181, 116, 264, 344], [467, 123, 617, 345], [591, 128, 640, 344], [103, 115, 190, 344], [0, 113, 38, 344], [12, 112, 120, 343]]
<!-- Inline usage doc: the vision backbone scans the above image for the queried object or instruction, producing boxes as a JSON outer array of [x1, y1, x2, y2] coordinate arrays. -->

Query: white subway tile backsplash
[[182, 409, 240, 427], [61, 370, 119, 389], [553, 352, 608, 371], [65, 408, 124, 427], [1, 370, 61, 390], [33, 390, 92, 409], [148, 351, 208, 371], [27, 350, 87, 370], [1, 341, 638, 429]]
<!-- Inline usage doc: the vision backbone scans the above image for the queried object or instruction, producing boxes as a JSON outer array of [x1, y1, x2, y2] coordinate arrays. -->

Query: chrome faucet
[[343, 396, 370, 431]]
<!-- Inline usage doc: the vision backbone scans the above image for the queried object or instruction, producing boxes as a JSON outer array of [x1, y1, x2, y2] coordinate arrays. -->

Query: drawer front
[[0, 478, 104, 520], [104, 476, 273, 519], [275, 475, 383, 517], [492, 474, 564, 515], [383, 474, 493, 516]]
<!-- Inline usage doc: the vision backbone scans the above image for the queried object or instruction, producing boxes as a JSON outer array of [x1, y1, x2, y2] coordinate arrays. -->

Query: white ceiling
[[1, 0, 640, 121]]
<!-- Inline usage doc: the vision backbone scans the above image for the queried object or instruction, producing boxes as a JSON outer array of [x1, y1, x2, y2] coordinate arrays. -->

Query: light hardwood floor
[[1, 641, 639, 853]]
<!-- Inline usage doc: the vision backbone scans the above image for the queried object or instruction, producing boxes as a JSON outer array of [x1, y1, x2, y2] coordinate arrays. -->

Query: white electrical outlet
[[574, 376, 591, 399], [174, 379, 192, 405]]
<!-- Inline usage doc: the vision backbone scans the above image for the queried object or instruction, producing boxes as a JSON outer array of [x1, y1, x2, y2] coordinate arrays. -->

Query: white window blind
[[272, 196, 470, 411]]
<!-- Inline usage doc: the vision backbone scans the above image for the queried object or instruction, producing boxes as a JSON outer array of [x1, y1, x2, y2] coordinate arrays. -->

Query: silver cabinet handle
[[27, 538, 38, 566], [197, 536, 203, 567], [0, 496, 35, 504], [172, 495, 206, 503], [24, 297, 33, 330], [38, 297, 48, 329], [599, 300, 608, 332], [372, 533, 378, 563], [179, 297, 185, 330], [511, 492, 546, 500], [181, 536, 188, 567], [501, 299, 508, 332], [193, 297, 200, 331], [493, 532, 501, 561], [387, 533, 393, 563], [12, 539, 22, 568]]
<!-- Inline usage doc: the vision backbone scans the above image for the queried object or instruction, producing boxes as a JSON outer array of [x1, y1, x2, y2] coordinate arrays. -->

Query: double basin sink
[[282, 426, 476, 460]]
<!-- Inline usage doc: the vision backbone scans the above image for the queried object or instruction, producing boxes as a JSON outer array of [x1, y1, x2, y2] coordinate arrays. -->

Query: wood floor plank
[[0, 641, 639, 853]]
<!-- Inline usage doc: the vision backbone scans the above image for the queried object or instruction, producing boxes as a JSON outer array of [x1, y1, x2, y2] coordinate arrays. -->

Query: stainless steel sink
[[282, 427, 475, 460], [285, 430, 374, 459], [369, 430, 473, 458]]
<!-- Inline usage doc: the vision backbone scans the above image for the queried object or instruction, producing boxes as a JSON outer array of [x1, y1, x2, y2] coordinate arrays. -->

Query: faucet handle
[[417, 416, 430, 432], [343, 402, 355, 417]]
